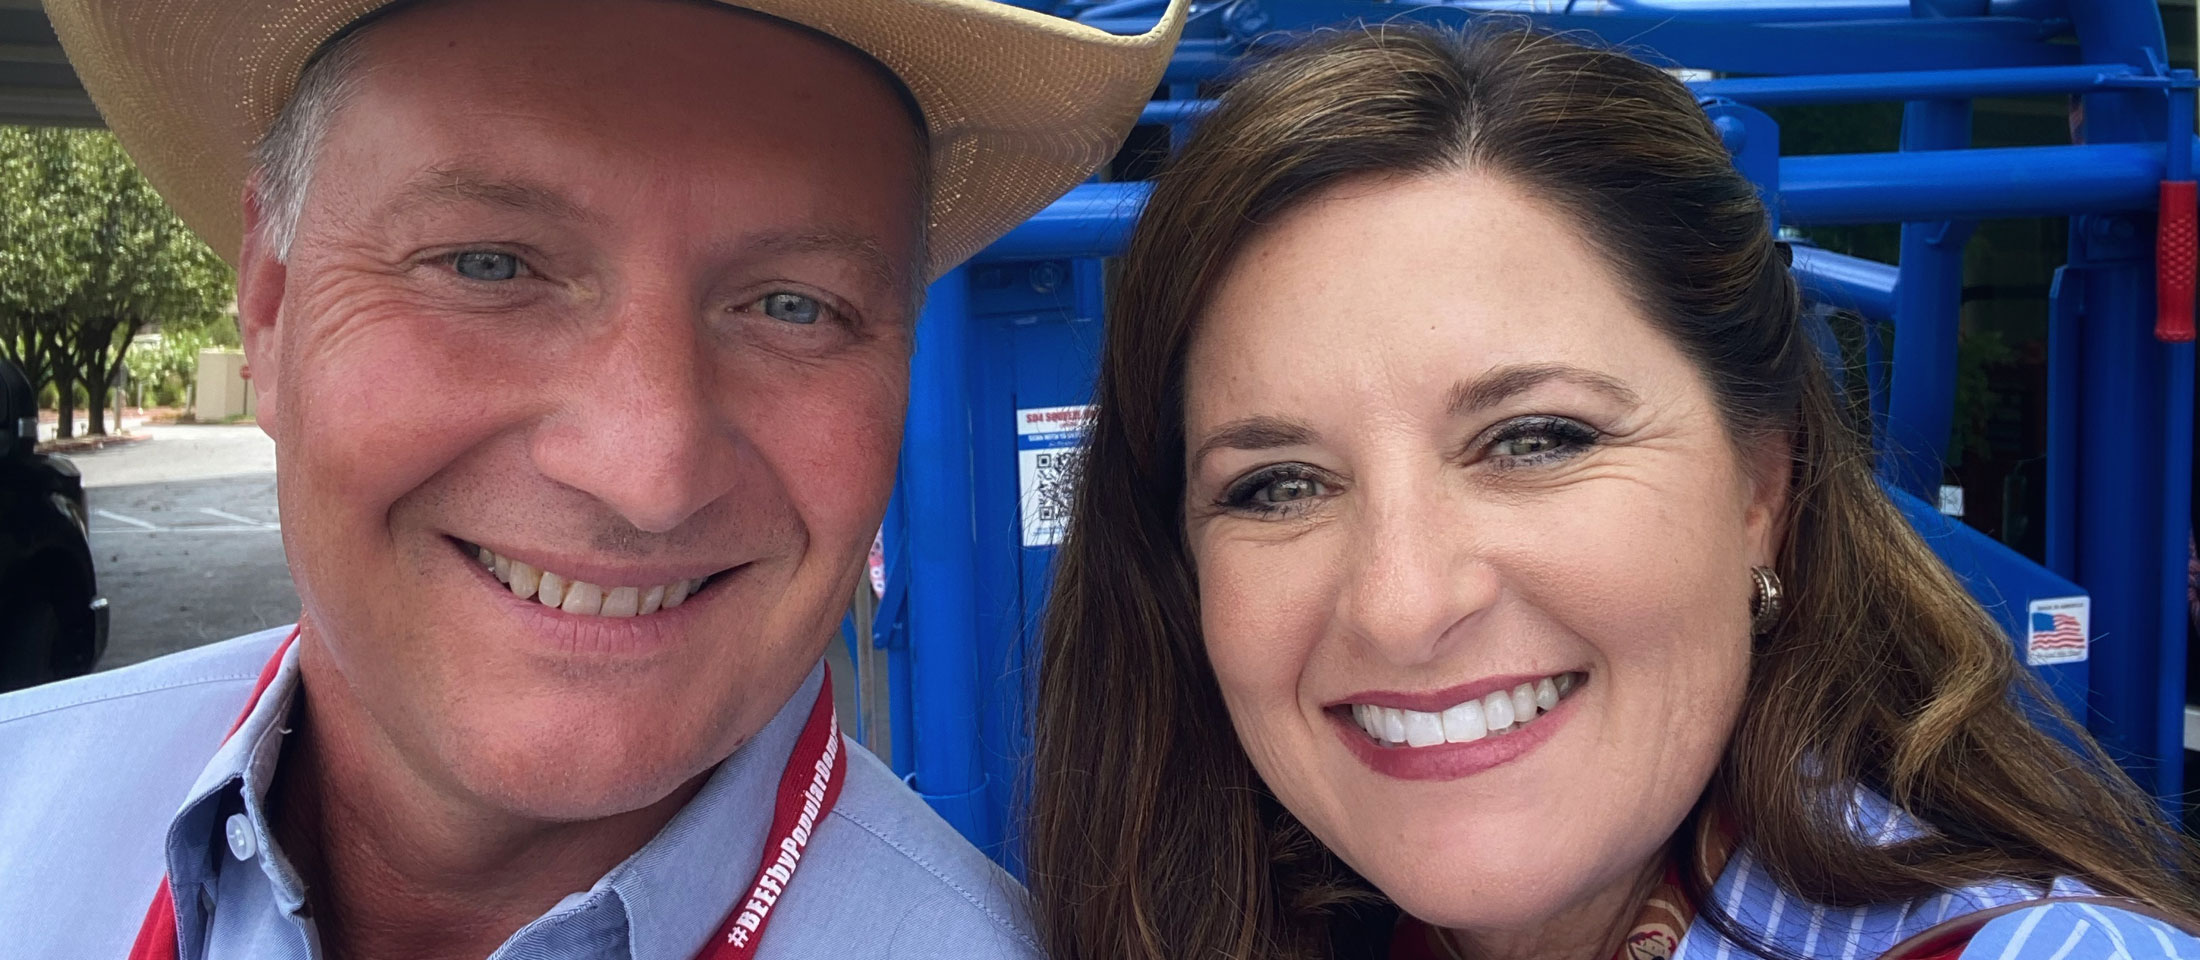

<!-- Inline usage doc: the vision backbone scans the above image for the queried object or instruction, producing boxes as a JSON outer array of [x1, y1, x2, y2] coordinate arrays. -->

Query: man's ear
[[236, 182, 286, 442], [1743, 430, 1795, 567]]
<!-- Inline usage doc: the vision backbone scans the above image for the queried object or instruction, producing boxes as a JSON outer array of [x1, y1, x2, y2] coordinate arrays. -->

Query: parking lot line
[[198, 507, 276, 528], [93, 525, 280, 534], [93, 508, 160, 530]]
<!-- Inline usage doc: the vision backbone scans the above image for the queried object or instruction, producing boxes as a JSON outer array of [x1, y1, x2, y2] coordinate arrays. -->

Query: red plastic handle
[[2157, 180, 2197, 343]]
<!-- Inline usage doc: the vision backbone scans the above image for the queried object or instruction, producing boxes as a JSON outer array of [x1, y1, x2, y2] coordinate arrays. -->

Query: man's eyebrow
[[1446, 363, 1641, 415], [1190, 415, 1318, 473], [746, 229, 903, 290], [385, 166, 607, 225]]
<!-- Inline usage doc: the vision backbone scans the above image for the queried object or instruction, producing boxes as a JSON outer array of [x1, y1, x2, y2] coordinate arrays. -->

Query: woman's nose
[[1332, 481, 1501, 665]]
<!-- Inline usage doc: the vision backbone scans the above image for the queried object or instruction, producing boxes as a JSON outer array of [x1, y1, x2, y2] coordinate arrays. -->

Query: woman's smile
[[1328, 670, 1589, 780]]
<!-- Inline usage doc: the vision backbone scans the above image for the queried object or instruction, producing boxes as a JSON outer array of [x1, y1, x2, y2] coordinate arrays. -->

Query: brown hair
[[1027, 24, 2200, 960]]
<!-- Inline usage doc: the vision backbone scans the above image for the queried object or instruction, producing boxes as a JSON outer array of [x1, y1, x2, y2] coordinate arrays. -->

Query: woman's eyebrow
[[1190, 415, 1318, 473], [1445, 362, 1641, 415]]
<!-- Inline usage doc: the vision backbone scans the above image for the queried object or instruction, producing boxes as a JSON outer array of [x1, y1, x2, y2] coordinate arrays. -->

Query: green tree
[[0, 126, 234, 438]]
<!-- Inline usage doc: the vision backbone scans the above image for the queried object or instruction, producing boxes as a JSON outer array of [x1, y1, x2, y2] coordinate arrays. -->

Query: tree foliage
[[0, 126, 235, 437]]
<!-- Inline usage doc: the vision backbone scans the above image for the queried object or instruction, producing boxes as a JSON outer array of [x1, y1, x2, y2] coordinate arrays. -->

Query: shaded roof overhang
[[2, 1, 99, 128]]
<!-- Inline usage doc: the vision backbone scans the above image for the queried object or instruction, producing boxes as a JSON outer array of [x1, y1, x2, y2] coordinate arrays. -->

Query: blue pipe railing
[[990, 142, 2191, 262], [1880, 90, 1976, 502], [1780, 143, 2172, 224], [1138, 63, 2156, 130], [902, 267, 991, 847], [1790, 246, 1899, 320]]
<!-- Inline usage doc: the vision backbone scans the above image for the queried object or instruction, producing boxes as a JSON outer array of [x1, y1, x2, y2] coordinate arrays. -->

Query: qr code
[[1031, 448, 1084, 524]]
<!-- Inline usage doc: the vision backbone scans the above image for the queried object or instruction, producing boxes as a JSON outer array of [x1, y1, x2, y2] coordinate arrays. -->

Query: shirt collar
[[580, 660, 826, 960], [166, 633, 312, 926], [164, 636, 829, 960]]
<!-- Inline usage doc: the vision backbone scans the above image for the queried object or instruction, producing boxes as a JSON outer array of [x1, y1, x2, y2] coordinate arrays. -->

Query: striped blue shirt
[[1674, 793, 2198, 959]]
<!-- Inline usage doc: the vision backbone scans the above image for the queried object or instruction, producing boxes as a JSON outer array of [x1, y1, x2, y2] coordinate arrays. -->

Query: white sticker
[[2025, 596, 2089, 666], [1936, 484, 1965, 517], [1017, 405, 1093, 547]]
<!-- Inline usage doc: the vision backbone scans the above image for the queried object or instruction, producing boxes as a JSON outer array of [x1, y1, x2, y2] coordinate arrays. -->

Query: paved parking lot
[[63, 423, 299, 669]]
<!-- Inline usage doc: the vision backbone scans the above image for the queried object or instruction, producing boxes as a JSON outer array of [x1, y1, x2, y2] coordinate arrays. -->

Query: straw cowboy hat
[[42, 0, 1187, 280]]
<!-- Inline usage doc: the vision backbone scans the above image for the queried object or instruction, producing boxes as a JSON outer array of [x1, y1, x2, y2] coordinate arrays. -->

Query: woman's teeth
[[1350, 673, 1580, 747], [474, 545, 699, 617]]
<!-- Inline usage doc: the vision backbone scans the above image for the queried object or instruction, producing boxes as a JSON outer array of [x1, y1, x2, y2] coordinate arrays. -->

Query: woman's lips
[[1329, 672, 1584, 781]]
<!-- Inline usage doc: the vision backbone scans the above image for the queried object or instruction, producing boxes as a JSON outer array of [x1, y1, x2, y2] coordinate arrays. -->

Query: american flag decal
[[2030, 612, 2084, 648], [2025, 600, 2089, 665]]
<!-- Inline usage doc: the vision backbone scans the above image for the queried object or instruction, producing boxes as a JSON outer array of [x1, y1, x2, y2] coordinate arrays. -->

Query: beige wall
[[194, 349, 256, 422]]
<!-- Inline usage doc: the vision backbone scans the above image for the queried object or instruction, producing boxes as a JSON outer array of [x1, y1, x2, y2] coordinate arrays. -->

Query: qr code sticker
[[1033, 449, 1083, 523], [1020, 446, 1085, 546]]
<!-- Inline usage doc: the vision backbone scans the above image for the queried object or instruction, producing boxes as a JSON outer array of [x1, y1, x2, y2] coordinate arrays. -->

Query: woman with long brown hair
[[1028, 24, 2200, 960]]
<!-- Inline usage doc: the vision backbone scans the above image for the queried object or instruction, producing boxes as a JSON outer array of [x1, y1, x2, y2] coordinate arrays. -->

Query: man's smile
[[454, 538, 737, 618]]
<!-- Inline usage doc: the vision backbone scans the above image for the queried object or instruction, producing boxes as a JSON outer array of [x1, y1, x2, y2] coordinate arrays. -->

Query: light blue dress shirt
[[1673, 791, 2200, 959], [0, 625, 1041, 959]]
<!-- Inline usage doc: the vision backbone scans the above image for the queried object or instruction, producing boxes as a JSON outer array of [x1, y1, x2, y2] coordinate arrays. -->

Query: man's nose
[[1332, 478, 1500, 665], [531, 287, 741, 534]]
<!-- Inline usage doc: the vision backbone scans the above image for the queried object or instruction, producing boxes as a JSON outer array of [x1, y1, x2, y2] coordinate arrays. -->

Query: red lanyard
[[127, 627, 847, 960]]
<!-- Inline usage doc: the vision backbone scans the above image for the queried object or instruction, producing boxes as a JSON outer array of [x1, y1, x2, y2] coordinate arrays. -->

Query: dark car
[[0, 357, 107, 691]]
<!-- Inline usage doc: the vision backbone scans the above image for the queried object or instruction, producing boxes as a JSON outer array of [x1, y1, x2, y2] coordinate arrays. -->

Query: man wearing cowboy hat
[[0, 0, 1178, 956]]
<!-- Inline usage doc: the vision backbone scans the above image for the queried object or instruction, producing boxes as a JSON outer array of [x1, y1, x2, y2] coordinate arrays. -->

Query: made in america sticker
[[2025, 596, 2089, 666]]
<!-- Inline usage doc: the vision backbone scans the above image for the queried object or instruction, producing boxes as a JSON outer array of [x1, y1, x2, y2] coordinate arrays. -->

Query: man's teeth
[[1350, 673, 1580, 747], [475, 546, 697, 617]]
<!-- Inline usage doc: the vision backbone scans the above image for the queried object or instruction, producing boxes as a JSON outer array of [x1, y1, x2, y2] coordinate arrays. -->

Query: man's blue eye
[[452, 251, 522, 281], [759, 292, 822, 325]]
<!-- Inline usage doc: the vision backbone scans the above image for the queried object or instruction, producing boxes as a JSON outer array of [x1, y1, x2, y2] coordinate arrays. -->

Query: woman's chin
[[1347, 829, 1654, 936]]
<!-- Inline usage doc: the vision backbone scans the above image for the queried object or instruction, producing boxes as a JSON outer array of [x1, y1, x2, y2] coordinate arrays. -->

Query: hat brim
[[43, 0, 1185, 280]]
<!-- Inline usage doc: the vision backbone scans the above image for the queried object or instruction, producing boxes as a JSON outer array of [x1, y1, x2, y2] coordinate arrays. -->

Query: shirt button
[[225, 813, 258, 861]]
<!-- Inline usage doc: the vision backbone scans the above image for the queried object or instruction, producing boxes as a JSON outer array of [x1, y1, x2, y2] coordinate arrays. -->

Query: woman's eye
[[450, 251, 526, 282], [758, 292, 823, 325], [1484, 416, 1598, 465], [1492, 433, 1563, 457], [1255, 476, 1325, 504], [1220, 466, 1332, 517]]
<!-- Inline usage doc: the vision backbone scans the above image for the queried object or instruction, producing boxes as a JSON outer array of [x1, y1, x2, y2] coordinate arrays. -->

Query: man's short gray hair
[[251, 30, 371, 262]]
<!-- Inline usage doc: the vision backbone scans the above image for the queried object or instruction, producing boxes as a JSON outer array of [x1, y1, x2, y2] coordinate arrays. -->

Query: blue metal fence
[[866, 0, 2199, 865]]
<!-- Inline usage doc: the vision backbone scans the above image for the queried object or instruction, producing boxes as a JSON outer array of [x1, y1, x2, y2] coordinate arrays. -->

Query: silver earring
[[1749, 565, 1783, 636]]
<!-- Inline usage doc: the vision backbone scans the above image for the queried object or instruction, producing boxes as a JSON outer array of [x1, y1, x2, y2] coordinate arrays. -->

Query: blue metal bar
[[1694, 63, 2141, 105], [2067, 1, 2173, 102], [1230, 2, 2078, 76], [1074, 0, 1165, 21], [1141, 64, 2150, 127], [2168, 76, 2194, 183], [2074, 216, 2179, 799], [2044, 267, 2079, 580], [989, 143, 2188, 263], [1791, 246, 1899, 320], [1161, 39, 1236, 84], [1413, 0, 2063, 19], [2151, 72, 2194, 809], [985, 181, 1152, 261], [1139, 98, 1210, 126], [1082, 16, 1177, 34], [1881, 97, 1976, 500], [902, 266, 991, 846], [2154, 338, 2194, 802], [2065, 0, 2184, 805], [1781, 143, 2169, 224]]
